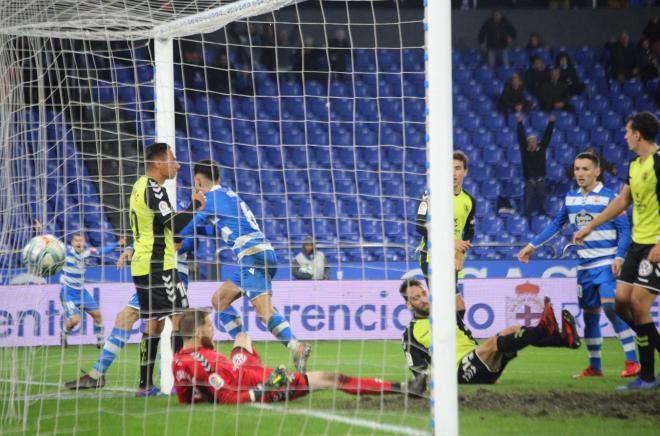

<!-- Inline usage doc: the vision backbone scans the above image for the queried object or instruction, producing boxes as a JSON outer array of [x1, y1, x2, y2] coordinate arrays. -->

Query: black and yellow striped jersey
[[626, 150, 660, 245]]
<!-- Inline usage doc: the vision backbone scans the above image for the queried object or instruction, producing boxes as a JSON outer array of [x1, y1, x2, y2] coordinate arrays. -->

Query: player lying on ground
[[574, 112, 660, 391], [180, 160, 311, 372], [173, 308, 425, 404], [518, 151, 640, 378], [399, 279, 580, 384], [60, 233, 125, 348], [65, 241, 191, 396]]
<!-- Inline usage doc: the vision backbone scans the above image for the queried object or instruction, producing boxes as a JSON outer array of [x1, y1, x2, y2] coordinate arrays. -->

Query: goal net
[[0, 1, 441, 434]]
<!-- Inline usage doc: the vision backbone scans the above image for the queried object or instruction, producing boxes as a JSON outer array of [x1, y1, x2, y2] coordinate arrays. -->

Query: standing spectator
[[608, 32, 639, 82], [524, 56, 548, 99], [525, 32, 544, 51], [555, 52, 585, 96], [636, 38, 660, 83], [498, 73, 533, 113], [292, 236, 329, 280], [642, 16, 660, 46], [517, 112, 556, 224], [478, 9, 516, 68], [537, 68, 573, 112], [329, 28, 350, 75]]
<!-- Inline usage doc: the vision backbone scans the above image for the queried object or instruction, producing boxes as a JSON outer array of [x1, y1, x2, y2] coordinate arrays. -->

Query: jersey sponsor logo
[[209, 216, 219, 226], [574, 210, 594, 228], [159, 201, 171, 216], [638, 260, 653, 277], [208, 372, 225, 390], [417, 201, 428, 215], [249, 268, 255, 275]]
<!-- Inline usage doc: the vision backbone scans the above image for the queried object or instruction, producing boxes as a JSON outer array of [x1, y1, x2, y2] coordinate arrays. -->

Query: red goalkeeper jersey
[[173, 345, 308, 404]]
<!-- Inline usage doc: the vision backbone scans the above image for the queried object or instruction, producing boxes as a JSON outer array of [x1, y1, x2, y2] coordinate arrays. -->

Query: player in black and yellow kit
[[399, 279, 580, 385], [416, 151, 475, 318], [575, 112, 660, 391], [129, 142, 205, 395]]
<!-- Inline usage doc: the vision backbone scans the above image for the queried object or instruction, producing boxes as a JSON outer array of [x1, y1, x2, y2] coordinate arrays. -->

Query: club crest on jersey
[[208, 373, 225, 390], [574, 210, 593, 228], [638, 260, 653, 277], [232, 352, 247, 370], [159, 201, 171, 216]]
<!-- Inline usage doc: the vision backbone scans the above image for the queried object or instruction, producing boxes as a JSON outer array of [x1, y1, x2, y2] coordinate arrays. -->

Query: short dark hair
[[70, 233, 83, 241], [453, 151, 468, 170], [627, 112, 660, 142], [399, 278, 424, 302], [193, 160, 220, 182], [144, 142, 170, 168], [575, 152, 600, 167], [178, 308, 211, 337]]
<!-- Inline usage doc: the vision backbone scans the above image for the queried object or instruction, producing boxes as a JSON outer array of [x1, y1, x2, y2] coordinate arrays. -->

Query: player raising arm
[[518, 152, 639, 378], [574, 112, 660, 391], [172, 308, 425, 404], [400, 279, 580, 385]]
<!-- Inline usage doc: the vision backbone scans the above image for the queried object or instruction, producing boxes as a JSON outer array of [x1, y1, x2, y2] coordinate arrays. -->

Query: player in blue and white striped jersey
[[65, 238, 192, 393], [181, 160, 311, 373], [518, 152, 640, 378], [60, 233, 124, 348]]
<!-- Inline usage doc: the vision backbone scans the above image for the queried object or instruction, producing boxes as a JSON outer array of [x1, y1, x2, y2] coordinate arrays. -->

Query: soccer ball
[[22, 235, 67, 277]]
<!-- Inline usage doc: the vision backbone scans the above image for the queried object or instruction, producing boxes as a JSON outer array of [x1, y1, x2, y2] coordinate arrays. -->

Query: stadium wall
[[451, 7, 660, 49], [2, 278, 658, 347]]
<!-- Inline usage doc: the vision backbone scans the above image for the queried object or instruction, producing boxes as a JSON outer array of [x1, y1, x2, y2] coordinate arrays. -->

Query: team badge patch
[[574, 210, 593, 228], [638, 260, 653, 277], [159, 201, 171, 216], [208, 373, 225, 390]]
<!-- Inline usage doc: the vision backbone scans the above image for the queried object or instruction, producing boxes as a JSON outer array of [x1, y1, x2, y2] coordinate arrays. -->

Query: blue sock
[[93, 328, 130, 374], [583, 311, 602, 371], [93, 323, 104, 342], [603, 302, 638, 362], [267, 312, 295, 347], [217, 307, 244, 339]]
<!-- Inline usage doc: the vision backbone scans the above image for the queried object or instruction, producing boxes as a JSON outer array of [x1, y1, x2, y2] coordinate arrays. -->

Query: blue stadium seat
[[577, 111, 598, 130], [474, 66, 495, 83], [481, 216, 504, 236], [565, 127, 588, 148], [555, 112, 575, 131], [481, 179, 501, 200], [610, 94, 633, 117], [482, 145, 503, 165], [622, 79, 643, 97], [531, 215, 552, 234], [470, 161, 493, 182], [588, 95, 609, 114], [485, 113, 505, 131], [461, 113, 480, 132], [590, 127, 611, 147], [506, 215, 528, 237]]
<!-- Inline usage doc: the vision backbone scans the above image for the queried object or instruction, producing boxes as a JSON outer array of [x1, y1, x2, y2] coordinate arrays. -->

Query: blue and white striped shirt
[[60, 244, 116, 290], [530, 183, 631, 270]]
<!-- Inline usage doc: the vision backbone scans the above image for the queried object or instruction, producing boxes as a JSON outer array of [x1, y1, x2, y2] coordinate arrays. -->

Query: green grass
[[0, 339, 658, 435]]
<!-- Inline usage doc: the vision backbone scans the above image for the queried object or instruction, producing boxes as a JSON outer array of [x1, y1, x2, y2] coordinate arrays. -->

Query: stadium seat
[[481, 179, 501, 200]]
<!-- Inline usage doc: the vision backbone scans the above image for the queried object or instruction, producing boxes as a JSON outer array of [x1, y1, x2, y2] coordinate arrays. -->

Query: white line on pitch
[[253, 403, 430, 436]]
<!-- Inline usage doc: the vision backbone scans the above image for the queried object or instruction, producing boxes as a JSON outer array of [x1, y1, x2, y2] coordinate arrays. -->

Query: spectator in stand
[[637, 38, 660, 83], [297, 36, 327, 83], [292, 236, 329, 280], [642, 16, 660, 46], [607, 32, 639, 82], [231, 67, 254, 96], [517, 112, 556, 224], [538, 68, 573, 113], [477, 9, 516, 68], [207, 50, 230, 95], [555, 52, 584, 96], [329, 28, 350, 75], [524, 56, 548, 99], [498, 73, 533, 113], [276, 29, 296, 75], [525, 32, 544, 52]]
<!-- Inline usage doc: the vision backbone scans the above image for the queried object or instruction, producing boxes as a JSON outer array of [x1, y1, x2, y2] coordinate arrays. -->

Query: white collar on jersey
[[577, 182, 603, 195], [210, 184, 222, 192]]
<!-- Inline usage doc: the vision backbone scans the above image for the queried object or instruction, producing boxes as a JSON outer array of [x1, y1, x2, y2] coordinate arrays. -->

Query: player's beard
[[201, 336, 215, 350], [415, 307, 429, 318]]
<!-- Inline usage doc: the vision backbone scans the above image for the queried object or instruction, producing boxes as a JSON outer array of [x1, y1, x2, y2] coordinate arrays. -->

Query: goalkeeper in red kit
[[173, 308, 425, 404]]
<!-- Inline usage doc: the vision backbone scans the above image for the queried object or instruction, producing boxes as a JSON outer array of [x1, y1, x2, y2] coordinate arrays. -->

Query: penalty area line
[[253, 403, 429, 436]]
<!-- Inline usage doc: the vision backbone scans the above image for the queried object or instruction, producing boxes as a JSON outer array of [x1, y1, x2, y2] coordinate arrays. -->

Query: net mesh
[[0, 1, 429, 434]]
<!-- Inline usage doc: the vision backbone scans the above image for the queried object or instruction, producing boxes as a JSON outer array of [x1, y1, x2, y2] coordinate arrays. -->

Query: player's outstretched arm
[[574, 184, 632, 244], [522, 203, 568, 262]]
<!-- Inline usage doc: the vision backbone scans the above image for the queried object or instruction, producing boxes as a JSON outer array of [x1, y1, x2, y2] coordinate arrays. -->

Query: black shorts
[[419, 252, 461, 295], [133, 269, 189, 319], [457, 350, 513, 384], [618, 242, 660, 294]]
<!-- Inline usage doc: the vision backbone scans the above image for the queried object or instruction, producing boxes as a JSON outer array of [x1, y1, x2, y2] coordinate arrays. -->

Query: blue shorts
[[126, 271, 189, 310], [60, 286, 100, 320], [577, 265, 616, 310], [232, 250, 278, 300]]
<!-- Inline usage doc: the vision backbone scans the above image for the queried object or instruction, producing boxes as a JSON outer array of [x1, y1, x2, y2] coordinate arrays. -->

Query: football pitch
[[0, 339, 658, 435]]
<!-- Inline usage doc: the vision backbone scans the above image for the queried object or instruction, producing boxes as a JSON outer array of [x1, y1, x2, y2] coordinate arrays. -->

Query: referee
[[129, 142, 205, 395], [574, 112, 660, 391]]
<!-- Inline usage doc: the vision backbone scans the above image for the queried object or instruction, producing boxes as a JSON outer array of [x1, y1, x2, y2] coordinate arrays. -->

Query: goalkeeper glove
[[250, 365, 289, 403]]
